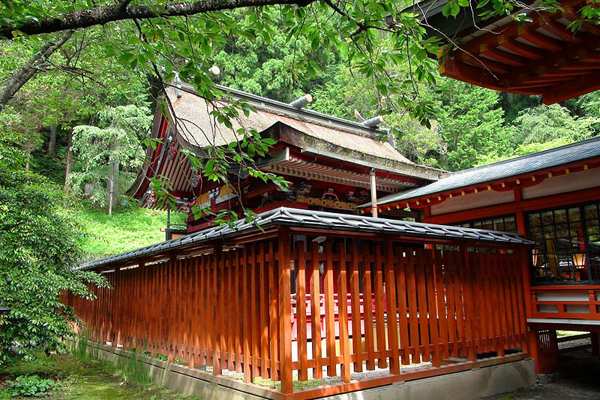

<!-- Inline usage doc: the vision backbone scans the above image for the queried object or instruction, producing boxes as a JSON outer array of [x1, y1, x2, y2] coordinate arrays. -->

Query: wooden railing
[[531, 285, 600, 320], [66, 234, 528, 398]]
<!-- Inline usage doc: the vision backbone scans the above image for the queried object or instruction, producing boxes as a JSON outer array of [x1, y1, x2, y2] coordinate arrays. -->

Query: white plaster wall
[[429, 168, 600, 216], [522, 168, 600, 200], [431, 189, 514, 216]]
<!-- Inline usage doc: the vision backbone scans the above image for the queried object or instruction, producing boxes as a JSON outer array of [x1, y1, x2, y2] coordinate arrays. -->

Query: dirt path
[[485, 363, 600, 400]]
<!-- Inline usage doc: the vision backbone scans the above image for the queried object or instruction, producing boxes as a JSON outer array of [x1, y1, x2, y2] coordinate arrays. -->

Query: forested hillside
[[1, 9, 599, 261]]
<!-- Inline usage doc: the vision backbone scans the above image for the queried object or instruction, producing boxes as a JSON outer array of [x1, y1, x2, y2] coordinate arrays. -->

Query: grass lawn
[[0, 352, 199, 400], [76, 205, 186, 260]]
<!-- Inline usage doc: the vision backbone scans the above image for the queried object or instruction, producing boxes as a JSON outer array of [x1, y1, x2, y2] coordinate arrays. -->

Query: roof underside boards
[[363, 136, 600, 208], [413, 0, 600, 104], [76, 207, 533, 271]]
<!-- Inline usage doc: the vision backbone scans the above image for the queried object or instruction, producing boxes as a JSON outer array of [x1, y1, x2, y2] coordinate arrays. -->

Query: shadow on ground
[[485, 361, 600, 400]]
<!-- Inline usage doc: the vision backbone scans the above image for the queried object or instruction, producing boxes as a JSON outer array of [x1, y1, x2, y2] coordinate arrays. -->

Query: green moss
[[0, 353, 198, 400]]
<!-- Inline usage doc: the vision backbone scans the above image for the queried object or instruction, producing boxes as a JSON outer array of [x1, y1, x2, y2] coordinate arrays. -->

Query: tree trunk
[[24, 150, 31, 172], [64, 128, 73, 190], [0, 31, 73, 111], [106, 160, 120, 215], [48, 126, 57, 156], [106, 137, 120, 215]]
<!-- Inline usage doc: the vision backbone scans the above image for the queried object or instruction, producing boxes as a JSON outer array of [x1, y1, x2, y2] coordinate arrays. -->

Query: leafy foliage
[[68, 105, 151, 207], [0, 136, 107, 364], [513, 104, 598, 146], [6, 375, 58, 397]]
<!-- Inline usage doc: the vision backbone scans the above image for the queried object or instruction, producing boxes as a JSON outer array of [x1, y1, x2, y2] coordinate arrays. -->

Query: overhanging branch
[[0, 0, 316, 39]]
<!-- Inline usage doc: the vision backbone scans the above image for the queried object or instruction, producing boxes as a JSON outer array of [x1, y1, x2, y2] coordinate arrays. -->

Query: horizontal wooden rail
[[531, 286, 600, 320]]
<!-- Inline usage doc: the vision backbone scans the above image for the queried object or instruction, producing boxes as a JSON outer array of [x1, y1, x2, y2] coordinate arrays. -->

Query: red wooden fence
[[67, 232, 528, 398]]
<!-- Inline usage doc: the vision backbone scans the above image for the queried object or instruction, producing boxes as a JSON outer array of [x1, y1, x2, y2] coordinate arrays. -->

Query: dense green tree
[[434, 80, 512, 171], [0, 131, 107, 364], [213, 10, 339, 102], [69, 105, 152, 212], [511, 104, 598, 148]]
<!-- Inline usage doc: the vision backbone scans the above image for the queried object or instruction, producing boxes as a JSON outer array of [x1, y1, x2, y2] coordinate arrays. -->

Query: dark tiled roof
[[0, 306, 11, 314], [77, 207, 532, 271], [365, 137, 600, 207]]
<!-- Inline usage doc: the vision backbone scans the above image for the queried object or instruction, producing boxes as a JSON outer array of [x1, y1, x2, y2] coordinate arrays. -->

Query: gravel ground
[[485, 360, 600, 400]]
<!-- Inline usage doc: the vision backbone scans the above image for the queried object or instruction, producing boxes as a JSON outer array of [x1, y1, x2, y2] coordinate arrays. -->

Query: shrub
[[7, 375, 58, 397]]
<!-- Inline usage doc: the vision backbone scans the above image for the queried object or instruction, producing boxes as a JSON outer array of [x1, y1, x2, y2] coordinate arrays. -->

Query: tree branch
[[0, 30, 74, 110], [1, 0, 315, 39]]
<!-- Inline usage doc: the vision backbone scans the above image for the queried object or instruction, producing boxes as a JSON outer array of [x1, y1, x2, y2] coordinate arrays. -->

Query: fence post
[[460, 246, 477, 362], [385, 239, 400, 374], [520, 246, 541, 370], [213, 244, 223, 375], [278, 227, 293, 394]]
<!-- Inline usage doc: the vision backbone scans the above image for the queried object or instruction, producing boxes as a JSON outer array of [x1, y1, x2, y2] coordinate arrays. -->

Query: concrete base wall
[[326, 360, 535, 400], [86, 342, 535, 400]]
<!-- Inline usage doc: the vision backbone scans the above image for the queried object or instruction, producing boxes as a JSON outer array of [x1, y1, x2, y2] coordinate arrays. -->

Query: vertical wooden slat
[[496, 255, 510, 350], [488, 254, 503, 356], [259, 243, 269, 378], [213, 247, 222, 375], [349, 244, 363, 372], [242, 246, 252, 382], [362, 244, 376, 370], [395, 247, 410, 365], [220, 251, 227, 370], [498, 254, 511, 354], [373, 245, 387, 369], [425, 248, 440, 367], [460, 247, 477, 362], [180, 259, 187, 361], [479, 253, 493, 354], [234, 249, 242, 372], [434, 250, 449, 360], [474, 253, 487, 353], [406, 249, 420, 363], [227, 251, 235, 371], [323, 242, 336, 376], [310, 240, 323, 379], [511, 253, 528, 351], [384, 240, 400, 374], [268, 241, 280, 381], [251, 244, 259, 378], [508, 254, 519, 347], [192, 258, 199, 368], [278, 228, 293, 394], [296, 241, 309, 381], [503, 256, 517, 349], [179, 259, 186, 361], [415, 249, 431, 362], [201, 256, 208, 365], [469, 250, 481, 359], [337, 242, 351, 383], [444, 251, 459, 358]]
